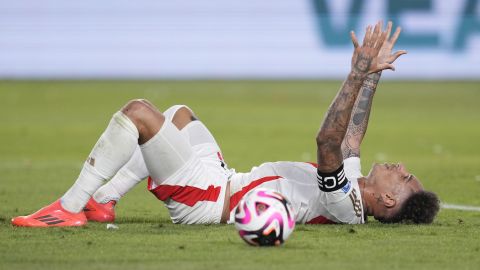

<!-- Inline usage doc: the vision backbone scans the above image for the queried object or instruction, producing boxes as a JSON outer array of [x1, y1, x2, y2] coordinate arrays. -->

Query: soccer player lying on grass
[[12, 21, 439, 227]]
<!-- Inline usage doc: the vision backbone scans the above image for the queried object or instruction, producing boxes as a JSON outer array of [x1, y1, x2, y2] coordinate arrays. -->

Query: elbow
[[316, 134, 343, 149], [315, 135, 323, 146]]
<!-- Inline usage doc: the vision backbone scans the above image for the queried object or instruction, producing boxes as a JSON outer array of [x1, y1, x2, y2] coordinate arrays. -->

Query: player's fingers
[[362, 26, 369, 46], [372, 21, 383, 45], [377, 20, 383, 34], [377, 63, 395, 71], [385, 21, 393, 40], [363, 25, 372, 46], [371, 21, 382, 47], [390, 26, 402, 45], [350, 31, 359, 48], [388, 50, 408, 63], [372, 21, 380, 38], [375, 30, 387, 51]]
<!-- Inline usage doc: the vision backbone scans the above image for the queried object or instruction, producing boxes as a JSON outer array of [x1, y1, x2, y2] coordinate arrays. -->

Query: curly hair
[[379, 191, 440, 224]]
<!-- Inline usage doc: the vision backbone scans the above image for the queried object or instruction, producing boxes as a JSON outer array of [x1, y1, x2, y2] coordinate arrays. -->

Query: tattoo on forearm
[[317, 72, 366, 172], [353, 54, 372, 74], [341, 72, 381, 158], [352, 87, 374, 125], [342, 134, 359, 158]]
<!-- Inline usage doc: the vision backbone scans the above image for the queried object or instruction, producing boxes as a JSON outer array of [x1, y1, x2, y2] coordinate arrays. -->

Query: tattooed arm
[[317, 22, 406, 173], [341, 72, 381, 158], [316, 21, 390, 173], [341, 22, 406, 159], [316, 71, 369, 172]]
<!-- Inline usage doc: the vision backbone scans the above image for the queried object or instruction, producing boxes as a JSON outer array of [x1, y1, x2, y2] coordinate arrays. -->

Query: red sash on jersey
[[147, 177, 221, 207], [229, 176, 283, 211]]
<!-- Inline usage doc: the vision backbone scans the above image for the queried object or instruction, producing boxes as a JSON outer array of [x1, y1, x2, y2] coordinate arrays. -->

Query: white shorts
[[141, 105, 232, 224]]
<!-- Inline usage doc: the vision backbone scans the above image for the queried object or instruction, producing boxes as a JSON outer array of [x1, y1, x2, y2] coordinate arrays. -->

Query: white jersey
[[127, 104, 365, 225], [228, 157, 365, 224]]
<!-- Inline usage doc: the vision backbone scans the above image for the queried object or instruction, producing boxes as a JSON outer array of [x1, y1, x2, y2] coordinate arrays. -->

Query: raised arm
[[341, 22, 406, 159], [316, 21, 392, 174], [340, 72, 380, 159]]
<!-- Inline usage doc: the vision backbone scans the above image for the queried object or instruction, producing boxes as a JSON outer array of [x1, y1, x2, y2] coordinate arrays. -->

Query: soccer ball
[[234, 188, 295, 246]]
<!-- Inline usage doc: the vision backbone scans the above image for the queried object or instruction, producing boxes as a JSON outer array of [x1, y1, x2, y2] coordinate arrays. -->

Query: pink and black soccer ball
[[234, 188, 295, 246]]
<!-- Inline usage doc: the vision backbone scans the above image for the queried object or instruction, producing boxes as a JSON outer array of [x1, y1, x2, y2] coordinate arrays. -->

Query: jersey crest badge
[[341, 181, 351, 194]]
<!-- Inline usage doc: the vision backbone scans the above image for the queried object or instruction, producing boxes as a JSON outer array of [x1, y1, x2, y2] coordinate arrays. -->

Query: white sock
[[93, 146, 149, 203], [61, 112, 139, 213]]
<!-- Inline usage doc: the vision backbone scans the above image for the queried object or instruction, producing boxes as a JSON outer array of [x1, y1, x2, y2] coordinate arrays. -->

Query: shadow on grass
[[115, 216, 171, 224]]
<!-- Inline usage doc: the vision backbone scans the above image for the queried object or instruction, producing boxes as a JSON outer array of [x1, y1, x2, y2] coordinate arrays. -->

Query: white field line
[[442, 203, 480, 212]]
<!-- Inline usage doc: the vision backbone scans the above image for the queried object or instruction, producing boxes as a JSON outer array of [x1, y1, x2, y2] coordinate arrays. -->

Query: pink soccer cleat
[[83, 198, 116, 223], [11, 200, 87, 227]]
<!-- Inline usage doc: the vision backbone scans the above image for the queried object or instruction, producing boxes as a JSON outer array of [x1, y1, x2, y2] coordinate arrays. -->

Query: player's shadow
[[115, 216, 171, 224], [0, 215, 8, 225]]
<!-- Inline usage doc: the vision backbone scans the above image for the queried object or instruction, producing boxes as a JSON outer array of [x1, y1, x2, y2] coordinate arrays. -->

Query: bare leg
[[121, 99, 166, 144]]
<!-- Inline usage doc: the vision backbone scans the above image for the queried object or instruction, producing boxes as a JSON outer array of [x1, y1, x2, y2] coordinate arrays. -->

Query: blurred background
[[1, 0, 479, 80], [1, 2, 480, 268]]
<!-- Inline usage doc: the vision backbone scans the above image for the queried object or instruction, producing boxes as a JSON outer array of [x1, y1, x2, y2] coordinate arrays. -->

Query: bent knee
[[121, 99, 164, 125], [172, 106, 197, 130], [121, 99, 166, 143], [122, 99, 152, 116]]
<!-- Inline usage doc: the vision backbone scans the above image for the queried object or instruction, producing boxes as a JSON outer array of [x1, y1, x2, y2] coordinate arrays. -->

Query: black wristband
[[316, 164, 348, 192]]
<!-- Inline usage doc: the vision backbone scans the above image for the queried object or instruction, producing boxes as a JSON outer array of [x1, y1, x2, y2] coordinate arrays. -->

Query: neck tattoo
[[359, 179, 368, 213]]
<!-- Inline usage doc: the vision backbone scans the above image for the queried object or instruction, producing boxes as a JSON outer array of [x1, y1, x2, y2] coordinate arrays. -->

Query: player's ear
[[381, 193, 396, 208]]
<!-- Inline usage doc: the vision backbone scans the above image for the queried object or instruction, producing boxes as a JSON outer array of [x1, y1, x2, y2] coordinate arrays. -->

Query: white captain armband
[[316, 164, 349, 192]]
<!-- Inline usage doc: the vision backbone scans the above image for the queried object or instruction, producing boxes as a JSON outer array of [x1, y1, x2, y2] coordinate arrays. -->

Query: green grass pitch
[[0, 80, 479, 270]]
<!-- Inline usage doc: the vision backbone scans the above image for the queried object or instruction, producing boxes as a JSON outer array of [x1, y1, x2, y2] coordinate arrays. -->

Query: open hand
[[376, 21, 407, 71], [350, 21, 401, 74]]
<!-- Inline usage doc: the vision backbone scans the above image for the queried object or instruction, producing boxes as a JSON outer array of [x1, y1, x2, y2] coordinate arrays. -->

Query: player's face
[[366, 163, 424, 219], [368, 163, 423, 190]]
